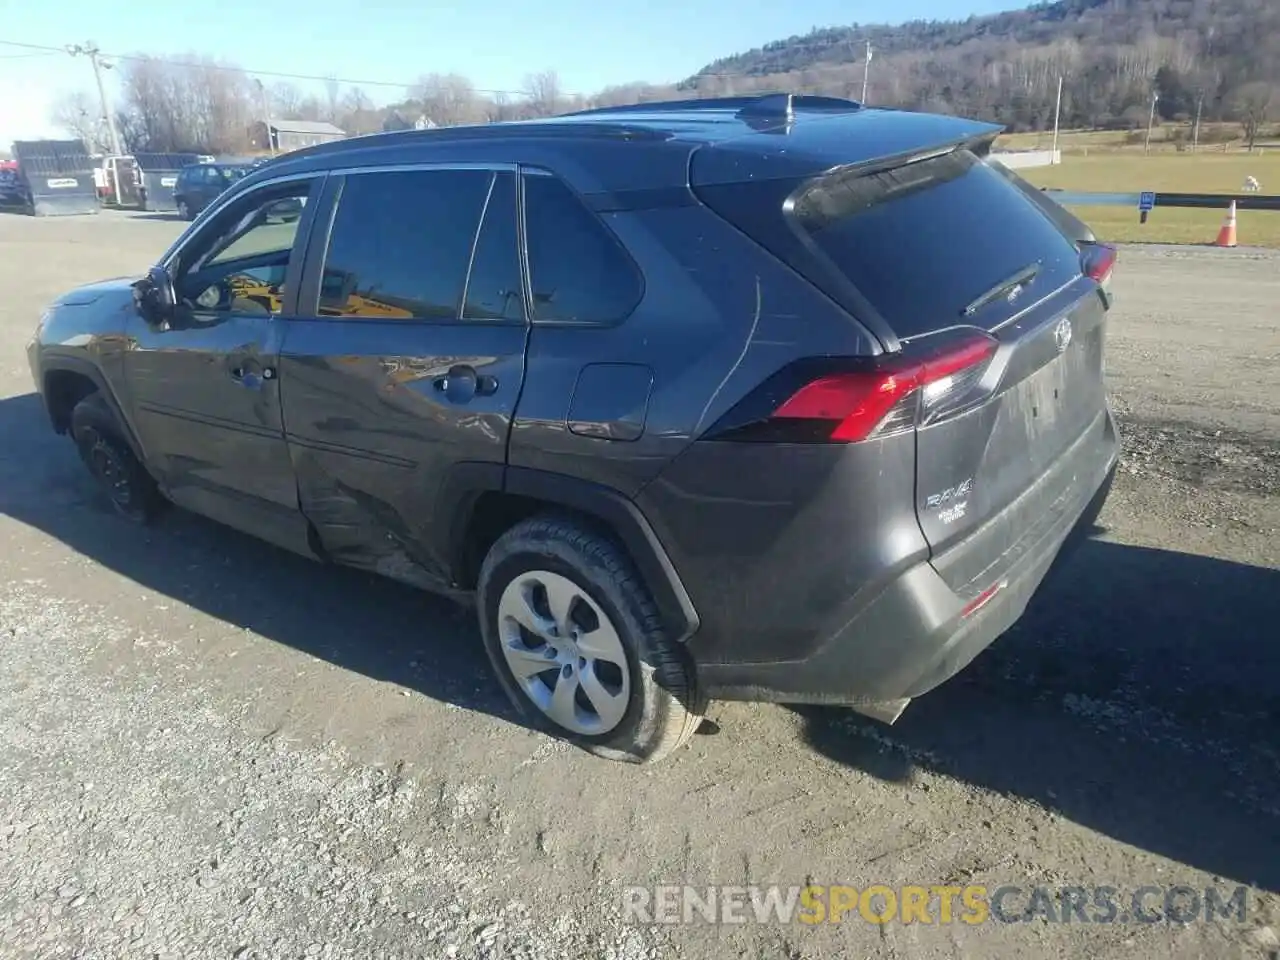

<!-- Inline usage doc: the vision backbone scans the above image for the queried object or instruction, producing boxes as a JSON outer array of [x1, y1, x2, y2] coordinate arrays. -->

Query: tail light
[[706, 330, 999, 444], [1081, 242, 1117, 298]]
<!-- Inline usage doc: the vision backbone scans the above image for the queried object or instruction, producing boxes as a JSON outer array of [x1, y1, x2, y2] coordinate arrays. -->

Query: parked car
[[171, 160, 254, 219], [0, 162, 28, 208], [27, 95, 1120, 763]]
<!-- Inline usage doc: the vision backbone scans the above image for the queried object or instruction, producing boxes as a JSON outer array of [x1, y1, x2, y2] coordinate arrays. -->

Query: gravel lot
[[1, 212, 1277, 959]]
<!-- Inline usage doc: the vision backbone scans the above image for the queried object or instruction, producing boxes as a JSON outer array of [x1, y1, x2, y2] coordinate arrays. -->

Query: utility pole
[[1051, 75, 1064, 163], [1192, 91, 1204, 153], [861, 40, 873, 105], [1144, 89, 1159, 155], [254, 79, 275, 157], [68, 42, 123, 157]]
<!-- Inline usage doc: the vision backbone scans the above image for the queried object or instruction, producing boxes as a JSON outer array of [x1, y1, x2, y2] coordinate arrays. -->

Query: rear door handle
[[433, 365, 498, 403]]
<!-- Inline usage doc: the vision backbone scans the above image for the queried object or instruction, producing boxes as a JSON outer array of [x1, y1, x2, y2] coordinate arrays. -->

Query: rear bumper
[[696, 409, 1119, 711]]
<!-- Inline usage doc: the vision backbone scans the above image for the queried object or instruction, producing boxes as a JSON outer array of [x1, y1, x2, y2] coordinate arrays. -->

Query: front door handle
[[230, 361, 275, 390]]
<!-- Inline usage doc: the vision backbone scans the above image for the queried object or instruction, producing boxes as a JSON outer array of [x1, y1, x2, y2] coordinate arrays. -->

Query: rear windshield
[[698, 148, 1083, 339], [790, 150, 1082, 337]]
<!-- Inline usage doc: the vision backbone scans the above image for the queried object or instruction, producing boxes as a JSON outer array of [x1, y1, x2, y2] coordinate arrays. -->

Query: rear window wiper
[[962, 262, 1041, 317]]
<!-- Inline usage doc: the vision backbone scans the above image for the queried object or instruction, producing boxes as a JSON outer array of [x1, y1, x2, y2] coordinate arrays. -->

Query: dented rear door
[[278, 165, 527, 587]]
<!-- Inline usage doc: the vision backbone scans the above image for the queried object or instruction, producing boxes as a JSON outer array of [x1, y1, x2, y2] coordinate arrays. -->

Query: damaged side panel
[[276, 323, 529, 589]]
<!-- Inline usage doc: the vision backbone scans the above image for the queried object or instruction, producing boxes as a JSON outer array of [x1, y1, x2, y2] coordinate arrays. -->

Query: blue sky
[[1, 0, 1022, 146]]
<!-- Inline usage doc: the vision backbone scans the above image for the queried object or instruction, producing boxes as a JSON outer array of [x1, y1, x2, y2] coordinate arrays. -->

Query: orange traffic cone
[[1215, 201, 1238, 248]]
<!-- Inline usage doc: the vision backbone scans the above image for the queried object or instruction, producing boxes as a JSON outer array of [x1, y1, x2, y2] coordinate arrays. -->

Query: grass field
[[996, 123, 1280, 154], [1019, 153, 1280, 193], [1059, 205, 1280, 247], [1012, 153, 1280, 248]]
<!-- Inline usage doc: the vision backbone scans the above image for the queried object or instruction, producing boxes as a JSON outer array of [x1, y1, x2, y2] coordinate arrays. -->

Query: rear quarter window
[[523, 171, 643, 325]]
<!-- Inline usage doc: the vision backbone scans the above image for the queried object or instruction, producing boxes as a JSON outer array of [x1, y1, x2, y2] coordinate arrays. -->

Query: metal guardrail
[[1043, 189, 1280, 212]]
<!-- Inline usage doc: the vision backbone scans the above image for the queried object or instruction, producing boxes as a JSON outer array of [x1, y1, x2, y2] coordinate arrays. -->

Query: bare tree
[[269, 82, 305, 119], [590, 82, 679, 108], [486, 90, 513, 123], [522, 70, 562, 117], [1228, 81, 1277, 150], [340, 87, 377, 134], [193, 58, 256, 152], [411, 73, 483, 126], [115, 54, 254, 153], [116, 56, 179, 151], [341, 86, 373, 114], [50, 91, 106, 151], [295, 96, 326, 122]]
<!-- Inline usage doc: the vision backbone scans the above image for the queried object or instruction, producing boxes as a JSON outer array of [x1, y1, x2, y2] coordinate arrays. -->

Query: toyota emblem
[[1053, 318, 1073, 354]]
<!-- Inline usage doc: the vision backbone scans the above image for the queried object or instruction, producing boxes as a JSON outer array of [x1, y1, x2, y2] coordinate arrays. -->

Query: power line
[[0, 38, 580, 99], [0, 40, 60, 54], [0, 39, 852, 107]]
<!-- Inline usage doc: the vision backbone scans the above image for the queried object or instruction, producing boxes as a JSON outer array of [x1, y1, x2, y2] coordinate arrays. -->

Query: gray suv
[[172, 160, 254, 220], [27, 95, 1120, 763]]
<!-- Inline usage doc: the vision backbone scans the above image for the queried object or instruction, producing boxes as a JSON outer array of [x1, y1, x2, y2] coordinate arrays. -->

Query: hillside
[[685, 0, 1280, 133]]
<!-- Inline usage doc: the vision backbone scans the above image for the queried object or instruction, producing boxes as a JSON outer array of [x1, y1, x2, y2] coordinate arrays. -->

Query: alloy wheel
[[83, 429, 136, 514], [496, 570, 631, 735]]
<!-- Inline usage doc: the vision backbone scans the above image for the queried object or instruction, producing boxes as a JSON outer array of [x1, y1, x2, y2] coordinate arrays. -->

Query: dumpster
[[134, 152, 202, 212], [11, 139, 99, 216]]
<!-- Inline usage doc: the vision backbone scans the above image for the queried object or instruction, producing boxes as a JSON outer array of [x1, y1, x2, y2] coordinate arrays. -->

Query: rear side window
[[318, 168, 493, 321], [523, 171, 642, 324], [788, 150, 1082, 337]]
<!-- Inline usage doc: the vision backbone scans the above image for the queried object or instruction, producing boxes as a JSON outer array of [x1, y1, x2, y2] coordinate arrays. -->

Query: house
[[249, 120, 347, 154]]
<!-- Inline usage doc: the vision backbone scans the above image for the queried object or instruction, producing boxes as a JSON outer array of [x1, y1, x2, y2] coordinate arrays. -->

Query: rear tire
[[477, 514, 705, 764], [70, 394, 164, 525]]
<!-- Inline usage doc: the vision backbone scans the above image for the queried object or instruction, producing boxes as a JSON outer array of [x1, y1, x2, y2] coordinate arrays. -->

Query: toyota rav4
[[27, 94, 1120, 763]]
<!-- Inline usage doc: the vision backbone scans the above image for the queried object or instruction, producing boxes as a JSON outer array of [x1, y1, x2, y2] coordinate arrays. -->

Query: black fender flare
[[437, 463, 700, 644], [39, 356, 147, 463]]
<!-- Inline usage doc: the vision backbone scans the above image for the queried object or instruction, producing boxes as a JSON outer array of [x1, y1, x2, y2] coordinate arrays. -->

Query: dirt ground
[[0, 211, 1277, 959]]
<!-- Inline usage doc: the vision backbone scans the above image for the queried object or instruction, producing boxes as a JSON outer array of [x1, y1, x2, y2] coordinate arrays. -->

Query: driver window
[[173, 182, 313, 318]]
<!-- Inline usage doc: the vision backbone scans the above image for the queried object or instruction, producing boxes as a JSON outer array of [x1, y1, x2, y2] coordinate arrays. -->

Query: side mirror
[[263, 197, 303, 223], [134, 265, 176, 326]]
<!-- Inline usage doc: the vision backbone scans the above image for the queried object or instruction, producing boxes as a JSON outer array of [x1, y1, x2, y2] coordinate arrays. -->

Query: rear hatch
[[692, 110, 1117, 592]]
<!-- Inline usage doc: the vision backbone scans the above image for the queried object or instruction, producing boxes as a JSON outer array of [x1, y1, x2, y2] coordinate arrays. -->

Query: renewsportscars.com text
[[621, 884, 1251, 926]]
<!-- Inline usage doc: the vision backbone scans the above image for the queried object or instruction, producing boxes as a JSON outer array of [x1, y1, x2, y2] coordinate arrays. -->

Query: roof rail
[[565, 93, 862, 120], [564, 97, 757, 117]]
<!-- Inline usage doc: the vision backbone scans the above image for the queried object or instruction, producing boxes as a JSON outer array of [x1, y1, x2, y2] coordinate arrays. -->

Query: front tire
[[478, 515, 705, 763], [177, 200, 191, 221], [70, 394, 163, 524]]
